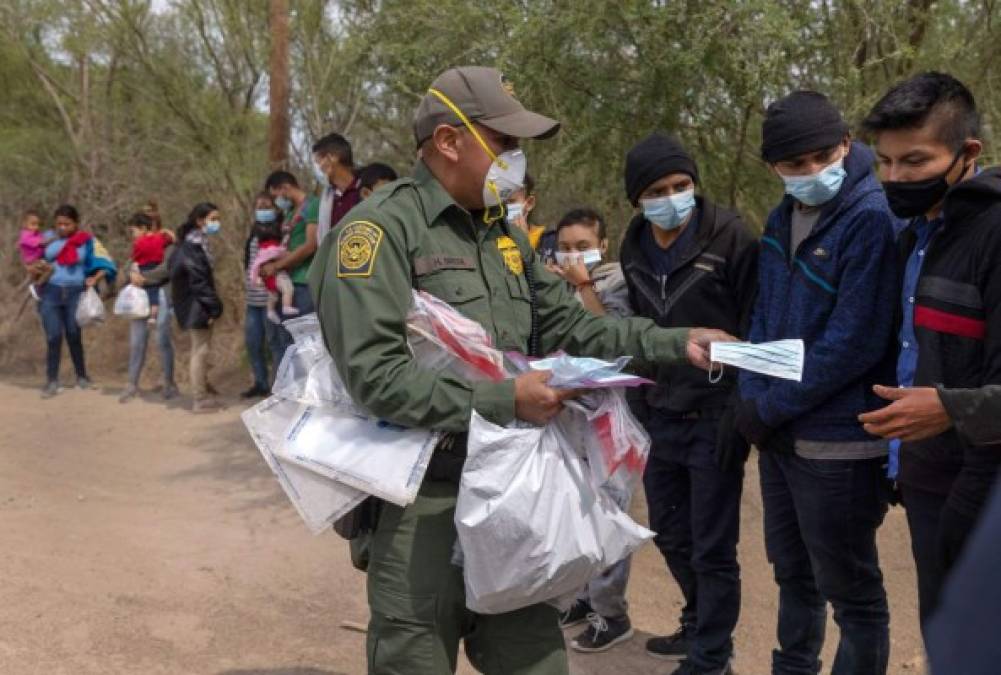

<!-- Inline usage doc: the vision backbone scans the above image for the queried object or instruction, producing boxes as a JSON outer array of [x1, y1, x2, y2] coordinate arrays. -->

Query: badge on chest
[[496, 235, 523, 275]]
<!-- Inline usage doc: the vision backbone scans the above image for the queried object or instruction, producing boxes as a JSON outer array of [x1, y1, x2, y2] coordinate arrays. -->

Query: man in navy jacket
[[859, 72, 1001, 649], [736, 91, 898, 675]]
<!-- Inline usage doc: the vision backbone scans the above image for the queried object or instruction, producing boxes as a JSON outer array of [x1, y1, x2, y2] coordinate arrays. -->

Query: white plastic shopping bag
[[241, 396, 365, 534], [277, 404, 440, 507], [456, 411, 653, 614], [113, 284, 151, 320], [75, 287, 106, 326]]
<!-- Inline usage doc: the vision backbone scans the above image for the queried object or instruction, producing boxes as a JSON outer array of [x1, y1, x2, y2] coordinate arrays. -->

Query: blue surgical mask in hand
[[204, 220, 222, 235], [709, 339, 805, 382], [641, 189, 696, 231], [255, 209, 277, 224], [555, 249, 602, 270], [780, 158, 846, 206]]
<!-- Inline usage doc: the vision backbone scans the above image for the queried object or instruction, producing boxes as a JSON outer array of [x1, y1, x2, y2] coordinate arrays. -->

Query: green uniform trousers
[[366, 479, 569, 675]]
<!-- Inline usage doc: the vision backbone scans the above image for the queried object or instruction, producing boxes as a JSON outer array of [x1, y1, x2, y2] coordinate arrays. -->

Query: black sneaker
[[646, 625, 690, 660], [559, 599, 592, 629], [672, 658, 733, 675], [570, 613, 634, 653], [240, 385, 269, 399]]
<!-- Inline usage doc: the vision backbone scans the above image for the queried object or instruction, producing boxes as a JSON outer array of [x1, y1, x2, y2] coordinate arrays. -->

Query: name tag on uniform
[[496, 236, 524, 275], [413, 255, 476, 276]]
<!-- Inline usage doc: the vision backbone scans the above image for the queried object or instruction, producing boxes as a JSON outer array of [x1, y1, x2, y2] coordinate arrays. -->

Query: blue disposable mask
[[780, 158, 846, 206], [641, 189, 696, 231], [275, 196, 293, 212], [204, 220, 221, 235], [555, 249, 602, 270], [313, 162, 329, 186], [255, 209, 277, 224], [505, 202, 524, 225]]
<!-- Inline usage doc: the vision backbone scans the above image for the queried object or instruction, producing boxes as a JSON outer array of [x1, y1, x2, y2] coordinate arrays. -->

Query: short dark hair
[[253, 191, 276, 207], [862, 72, 981, 150], [312, 132, 354, 167], [556, 207, 607, 241], [128, 212, 154, 229], [21, 208, 41, 222], [264, 170, 298, 191], [358, 163, 398, 191], [53, 204, 80, 222]]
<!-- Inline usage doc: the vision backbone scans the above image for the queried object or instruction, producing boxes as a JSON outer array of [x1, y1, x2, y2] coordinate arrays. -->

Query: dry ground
[[0, 377, 925, 674]]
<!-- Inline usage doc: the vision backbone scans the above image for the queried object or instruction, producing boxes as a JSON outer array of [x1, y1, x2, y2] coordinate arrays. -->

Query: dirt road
[[0, 377, 925, 674]]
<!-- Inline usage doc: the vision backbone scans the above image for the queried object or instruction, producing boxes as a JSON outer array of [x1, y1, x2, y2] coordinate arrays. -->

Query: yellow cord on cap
[[428, 87, 509, 225], [428, 88, 509, 170]]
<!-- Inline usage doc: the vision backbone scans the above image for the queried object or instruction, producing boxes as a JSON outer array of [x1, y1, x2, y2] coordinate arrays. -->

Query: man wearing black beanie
[[736, 91, 898, 675], [612, 132, 757, 675]]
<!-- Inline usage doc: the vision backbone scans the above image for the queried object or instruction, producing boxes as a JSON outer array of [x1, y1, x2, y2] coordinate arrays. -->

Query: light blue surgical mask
[[275, 195, 293, 212], [709, 339, 805, 383], [641, 189, 696, 231], [255, 209, 277, 224], [313, 162, 329, 186], [204, 220, 221, 235], [555, 249, 602, 270], [505, 202, 524, 225], [780, 158, 846, 206]]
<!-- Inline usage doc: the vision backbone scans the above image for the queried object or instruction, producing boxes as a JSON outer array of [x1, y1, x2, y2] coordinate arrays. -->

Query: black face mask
[[883, 149, 968, 219]]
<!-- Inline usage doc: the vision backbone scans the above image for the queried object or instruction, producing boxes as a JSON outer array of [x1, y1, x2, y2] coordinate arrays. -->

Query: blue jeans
[[273, 283, 315, 368], [127, 287, 175, 387], [643, 417, 743, 671], [245, 304, 282, 390], [760, 452, 889, 675], [39, 284, 87, 383]]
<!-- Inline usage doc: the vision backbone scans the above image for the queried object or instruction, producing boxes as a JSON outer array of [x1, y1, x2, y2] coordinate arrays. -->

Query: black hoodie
[[620, 196, 758, 416], [897, 167, 1001, 519]]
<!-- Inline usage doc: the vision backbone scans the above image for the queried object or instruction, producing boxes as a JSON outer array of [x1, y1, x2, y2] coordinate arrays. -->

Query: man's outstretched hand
[[687, 328, 738, 370], [514, 370, 580, 426], [859, 385, 953, 442]]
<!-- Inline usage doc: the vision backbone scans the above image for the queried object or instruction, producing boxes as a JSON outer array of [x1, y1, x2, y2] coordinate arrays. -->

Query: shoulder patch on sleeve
[[337, 220, 384, 278]]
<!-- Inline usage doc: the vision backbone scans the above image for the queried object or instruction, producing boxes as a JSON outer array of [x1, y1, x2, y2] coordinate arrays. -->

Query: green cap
[[413, 66, 560, 146]]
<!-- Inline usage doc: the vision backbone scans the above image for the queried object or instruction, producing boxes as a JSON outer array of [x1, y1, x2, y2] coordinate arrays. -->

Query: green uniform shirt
[[285, 195, 320, 284], [308, 161, 689, 432]]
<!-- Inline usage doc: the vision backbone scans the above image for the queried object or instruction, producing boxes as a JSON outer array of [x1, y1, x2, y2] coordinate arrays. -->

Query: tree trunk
[[268, 0, 290, 168]]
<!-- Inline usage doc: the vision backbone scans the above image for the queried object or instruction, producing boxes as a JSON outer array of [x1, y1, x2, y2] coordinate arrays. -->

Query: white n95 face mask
[[709, 339, 805, 382], [483, 149, 527, 208]]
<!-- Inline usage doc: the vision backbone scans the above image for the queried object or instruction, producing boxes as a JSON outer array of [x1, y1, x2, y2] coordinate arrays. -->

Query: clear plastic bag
[[407, 291, 508, 382], [241, 396, 366, 535], [457, 411, 653, 615], [271, 314, 365, 414], [75, 287, 106, 327], [113, 284, 150, 320], [561, 389, 651, 492]]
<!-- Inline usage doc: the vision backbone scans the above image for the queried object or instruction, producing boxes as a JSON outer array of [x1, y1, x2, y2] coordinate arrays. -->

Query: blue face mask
[[313, 162, 329, 186], [204, 220, 221, 235], [642, 189, 696, 231], [780, 158, 847, 206], [255, 209, 277, 224], [275, 196, 293, 212]]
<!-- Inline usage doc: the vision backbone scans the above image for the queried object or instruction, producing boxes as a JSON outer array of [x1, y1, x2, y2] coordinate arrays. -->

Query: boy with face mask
[[739, 92, 898, 675], [617, 133, 758, 675], [858, 72, 1001, 648]]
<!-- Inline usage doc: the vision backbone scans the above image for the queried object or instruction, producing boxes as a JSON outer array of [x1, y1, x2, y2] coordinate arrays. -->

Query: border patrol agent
[[308, 65, 733, 675]]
